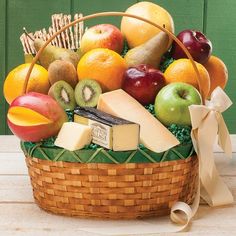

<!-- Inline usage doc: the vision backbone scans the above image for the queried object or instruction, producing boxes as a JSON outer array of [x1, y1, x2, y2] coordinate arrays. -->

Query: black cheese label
[[89, 120, 112, 149]]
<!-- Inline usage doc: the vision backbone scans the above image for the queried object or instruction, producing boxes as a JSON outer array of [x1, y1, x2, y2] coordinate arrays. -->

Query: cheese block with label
[[54, 122, 92, 151], [74, 107, 140, 151], [97, 89, 180, 153]]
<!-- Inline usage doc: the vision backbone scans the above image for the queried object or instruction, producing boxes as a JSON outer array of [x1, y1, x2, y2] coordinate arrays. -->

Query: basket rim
[[21, 141, 195, 164]]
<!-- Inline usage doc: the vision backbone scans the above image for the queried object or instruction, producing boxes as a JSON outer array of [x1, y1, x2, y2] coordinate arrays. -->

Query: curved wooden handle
[[23, 11, 204, 101]]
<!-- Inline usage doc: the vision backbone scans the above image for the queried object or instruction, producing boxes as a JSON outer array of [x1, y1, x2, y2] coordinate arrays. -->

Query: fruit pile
[[3, 2, 229, 153]]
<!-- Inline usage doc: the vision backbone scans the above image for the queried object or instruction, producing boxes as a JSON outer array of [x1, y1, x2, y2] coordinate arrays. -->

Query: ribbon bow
[[190, 86, 233, 206], [170, 87, 234, 230]]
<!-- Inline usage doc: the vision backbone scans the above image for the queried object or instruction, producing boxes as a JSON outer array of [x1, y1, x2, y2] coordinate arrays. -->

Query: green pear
[[124, 32, 169, 68], [24, 54, 34, 63], [34, 39, 81, 69]]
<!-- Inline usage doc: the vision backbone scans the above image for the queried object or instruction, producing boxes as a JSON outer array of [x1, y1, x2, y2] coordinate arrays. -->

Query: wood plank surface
[[0, 135, 235, 235], [0, 175, 235, 204], [0, 154, 27, 175], [206, 0, 236, 133], [72, 0, 138, 27], [1, 0, 235, 135], [6, 0, 71, 70], [0, 176, 33, 202], [149, 0, 205, 33], [0, 203, 236, 236], [0, 152, 235, 176], [1, 135, 235, 153], [0, 0, 6, 135], [72, 0, 205, 38], [5, 0, 72, 134], [0, 135, 21, 153]]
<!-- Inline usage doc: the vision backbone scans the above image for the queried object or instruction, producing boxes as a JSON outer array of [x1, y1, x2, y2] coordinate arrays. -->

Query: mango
[[7, 92, 68, 142]]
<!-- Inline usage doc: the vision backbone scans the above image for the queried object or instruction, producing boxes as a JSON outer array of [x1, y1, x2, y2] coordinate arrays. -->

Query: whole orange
[[164, 59, 210, 99], [77, 48, 127, 92], [203, 55, 228, 97], [4, 63, 50, 104], [121, 1, 174, 49]]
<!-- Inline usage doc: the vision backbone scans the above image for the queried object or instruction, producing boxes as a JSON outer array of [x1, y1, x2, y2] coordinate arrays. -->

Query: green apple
[[154, 82, 202, 126]]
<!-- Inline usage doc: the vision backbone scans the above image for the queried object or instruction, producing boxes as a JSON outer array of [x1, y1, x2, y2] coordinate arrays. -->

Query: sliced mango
[[8, 106, 52, 126]]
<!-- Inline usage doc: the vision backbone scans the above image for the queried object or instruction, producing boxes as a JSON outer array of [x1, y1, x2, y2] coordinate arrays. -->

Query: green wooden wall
[[0, 0, 235, 134]]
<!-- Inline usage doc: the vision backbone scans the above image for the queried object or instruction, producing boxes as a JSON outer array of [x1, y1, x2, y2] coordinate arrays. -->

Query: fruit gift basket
[[4, 1, 233, 228]]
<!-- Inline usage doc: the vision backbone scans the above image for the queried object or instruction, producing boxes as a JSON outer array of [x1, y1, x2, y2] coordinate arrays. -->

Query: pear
[[124, 32, 169, 68], [24, 54, 34, 63], [34, 39, 81, 69]]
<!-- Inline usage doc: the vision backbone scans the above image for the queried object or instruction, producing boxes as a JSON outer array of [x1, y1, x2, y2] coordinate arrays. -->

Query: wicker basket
[[22, 12, 202, 219], [26, 155, 198, 219]]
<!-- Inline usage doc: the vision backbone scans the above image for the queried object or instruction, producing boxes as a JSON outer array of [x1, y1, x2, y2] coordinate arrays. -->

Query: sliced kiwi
[[48, 80, 76, 110], [75, 79, 102, 107]]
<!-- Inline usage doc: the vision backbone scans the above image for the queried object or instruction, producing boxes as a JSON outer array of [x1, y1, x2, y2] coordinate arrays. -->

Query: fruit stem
[[178, 90, 188, 99]]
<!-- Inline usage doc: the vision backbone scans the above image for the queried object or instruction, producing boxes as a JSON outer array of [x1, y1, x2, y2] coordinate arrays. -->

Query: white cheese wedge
[[111, 123, 139, 151], [97, 89, 180, 153], [74, 107, 140, 151], [54, 122, 92, 151]]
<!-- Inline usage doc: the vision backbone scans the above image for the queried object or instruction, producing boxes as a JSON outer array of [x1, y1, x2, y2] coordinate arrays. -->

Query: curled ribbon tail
[[170, 180, 200, 231]]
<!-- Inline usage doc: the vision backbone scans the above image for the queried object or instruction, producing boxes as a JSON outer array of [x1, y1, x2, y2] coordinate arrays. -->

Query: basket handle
[[23, 11, 204, 101]]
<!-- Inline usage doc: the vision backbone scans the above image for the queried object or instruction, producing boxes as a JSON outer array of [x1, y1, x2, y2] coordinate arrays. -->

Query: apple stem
[[178, 90, 188, 99]]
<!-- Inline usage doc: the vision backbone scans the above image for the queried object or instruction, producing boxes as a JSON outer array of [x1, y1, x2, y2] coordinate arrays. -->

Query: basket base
[[26, 156, 198, 219]]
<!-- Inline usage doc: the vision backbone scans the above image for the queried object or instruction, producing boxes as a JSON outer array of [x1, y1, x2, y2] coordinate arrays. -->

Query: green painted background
[[0, 0, 235, 134]]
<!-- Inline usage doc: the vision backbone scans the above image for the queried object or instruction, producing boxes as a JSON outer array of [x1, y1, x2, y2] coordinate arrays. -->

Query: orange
[[164, 59, 210, 99], [77, 48, 127, 92], [4, 63, 50, 104], [121, 1, 174, 49], [203, 55, 228, 97]]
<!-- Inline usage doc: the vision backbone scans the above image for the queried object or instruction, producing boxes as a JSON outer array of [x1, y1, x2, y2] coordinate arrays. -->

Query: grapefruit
[[121, 1, 174, 49]]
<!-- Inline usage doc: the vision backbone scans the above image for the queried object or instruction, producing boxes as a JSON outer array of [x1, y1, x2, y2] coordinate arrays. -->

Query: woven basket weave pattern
[[26, 155, 198, 219], [22, 12, 202, 219], [21, 141, 194, 164]]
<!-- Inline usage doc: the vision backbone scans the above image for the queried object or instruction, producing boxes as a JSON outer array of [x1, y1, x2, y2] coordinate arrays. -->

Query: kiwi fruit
[[48, 60, 78, 88], [48, 80, 76, 110], [75, 79, 102, 107]]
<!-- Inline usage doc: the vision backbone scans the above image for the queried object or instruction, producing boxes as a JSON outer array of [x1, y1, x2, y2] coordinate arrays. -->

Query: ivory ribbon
[[73, 87, 234, 236], [170, 87, 234, 230]]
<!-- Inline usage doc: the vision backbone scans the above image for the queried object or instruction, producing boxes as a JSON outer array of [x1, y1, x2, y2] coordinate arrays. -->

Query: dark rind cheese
[[74, 107, 135, 125], [74, 107, 140, 151]]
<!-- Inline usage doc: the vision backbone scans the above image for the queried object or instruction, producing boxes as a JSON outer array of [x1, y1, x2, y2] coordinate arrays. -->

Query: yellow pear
[[34, 39, 81, 69], [124, 32, 169, 68]]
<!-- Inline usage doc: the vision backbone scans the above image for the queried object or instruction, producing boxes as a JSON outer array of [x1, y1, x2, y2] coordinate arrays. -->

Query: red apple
[[171, 30, 212, 64], [122, 64, 166, 105], [7, 92, 68, 142], [80, 24, 124, 54]]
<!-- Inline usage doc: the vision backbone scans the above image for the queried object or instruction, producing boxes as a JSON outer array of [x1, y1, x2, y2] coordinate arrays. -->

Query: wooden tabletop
[[0, 135, 235, 236]]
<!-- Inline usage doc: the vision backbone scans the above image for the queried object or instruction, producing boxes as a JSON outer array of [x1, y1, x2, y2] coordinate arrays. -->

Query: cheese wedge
[[97, 89, 180, 153], [54, 122, 92, 151], [74, 107, 140, 151]]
